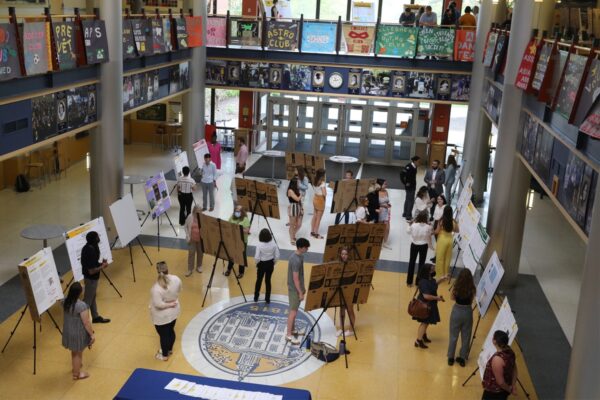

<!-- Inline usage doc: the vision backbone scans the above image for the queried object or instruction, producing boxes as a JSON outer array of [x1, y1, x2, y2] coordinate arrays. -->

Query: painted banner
[[301, 21, 336, 53], [266, 20, 298, 51], [122, 19, 137, 59], [0, 23, 21, 81], [375, 25, 417, 58], [230, 20, 260, 46], [132, 19, 151, 56], [342, 24, 375, 54], [23, 22, 50, 76], [416, 27, 455, 59], [454, 29, 475, 62], [573, 58, 600, 125], [174, 18, 189, 49], [554, 53, 588, 120], [52, 22, 77, 70], [185, 16, 203, 47], [82, 20, 109, 64], [580, 99, 600, 139], [532, 42, 557, 102], [206, 16, 226, 47], [151, 18, 166, 54], [515, 38, 537, 90], [482, 31, 498, 67]]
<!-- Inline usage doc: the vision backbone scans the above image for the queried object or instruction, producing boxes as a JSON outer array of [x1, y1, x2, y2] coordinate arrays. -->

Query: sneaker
[[285, 335, 300, 345], [185, 270, 193, 277], [336, 329, 343, 337], [155, 352, 168, 361], [196, 267, 203, 273]]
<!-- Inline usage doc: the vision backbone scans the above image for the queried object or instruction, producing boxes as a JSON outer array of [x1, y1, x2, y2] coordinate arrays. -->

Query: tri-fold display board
[[234, 178, 280, 219], [330, 179, 375, 214], [200, 214, 247, 267], [323, 223, 385, 262]]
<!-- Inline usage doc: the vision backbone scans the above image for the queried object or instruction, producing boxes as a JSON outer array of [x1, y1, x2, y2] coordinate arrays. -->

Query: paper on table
[[164, 378, 188, 391], [162, 378, 284, 400]]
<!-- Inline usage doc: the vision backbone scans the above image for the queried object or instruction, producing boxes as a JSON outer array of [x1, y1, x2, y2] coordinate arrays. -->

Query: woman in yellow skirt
[[434, 205, 459, 278]]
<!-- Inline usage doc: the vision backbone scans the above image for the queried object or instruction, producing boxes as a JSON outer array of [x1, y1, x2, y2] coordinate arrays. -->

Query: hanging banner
[[515, 38, 537, 90], [554, 53, 588, 120], [23, 22, 50, 76], [532, 41, 558, 102], [301, 21, 336, 53], [266, 20, 298, 51], [206, 16, 226, 47], [230, 20, 260, 46], [0, 23, 21, 81], [185, 16, 203, 47], [416, 27, 455, 59], [163, 18, 173, 52], [174, 18, 189, 49], [151, 18, 166, 54], [491, 33, 508, 78], [122, 19, 137, 59], [132, 19, 152, 56], [82, 20, 109, 64], [482, 31, 498, 67], [454, 29, 475, 62], [573, 58, 600, 125], [375, 25, 417, 58], [342, 24, 375, 54], [580, 98, 600, 139], [52, 22, 77, 70]]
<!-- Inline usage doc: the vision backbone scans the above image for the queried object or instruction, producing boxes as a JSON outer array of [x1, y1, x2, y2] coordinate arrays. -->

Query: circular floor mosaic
[[182, 295, 336, 384]]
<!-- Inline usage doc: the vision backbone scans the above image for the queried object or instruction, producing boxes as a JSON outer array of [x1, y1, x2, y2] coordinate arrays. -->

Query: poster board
[[573, 58, 600, 126], [0, 23, 22, 81], [206, 16, 227, 47], [185, 16, 203, 48], [455, 174, 473, 217], [476, 251, 505, 318], [173, 151, 190, 179], [462, 223, 489, 274], [454, 29, 475, 62], [200, 214, 247, 266], [457, 201, 481, 251], [230, 20, 260, 46], [174, 18, 189, 49], [482, 31, 498, 67], [109, 194, 141, 248], [193, 139, 209, 168], [515, 37, 537, 90], [23, 22, 50, 76], [132, 19, 151, 56], [234, 178, 280, 219], [304, 259, 375, 312], [375, 25, 417, 58], [477, 297, 518, 379], [65, 217, 113, 282], [351, 0, 375, 23], [266, 20, 298, 51], [323, 223, 385, 262], [82, 20, 109, 64], [554, 53, 587, 120], [342, 24, 375, 54], [18, 247, 63, 322], [330, 179, 375, 213], [144, 172, 171, 220], [284, 151, 326, 181]]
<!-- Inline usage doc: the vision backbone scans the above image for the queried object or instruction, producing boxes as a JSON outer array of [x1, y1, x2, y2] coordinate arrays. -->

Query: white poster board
[[462, 223, 489, 273], [65, 217, 113, 282], [109, 194, 141, 247], [173, 151, 190, 179], [261, 0, 292, 18], [458, 201, 481, 250], [476, 251, 505, 317], [193, 139, 209, 169], [477, 297, 519, 379], [351, 0, 376, 22], [455, 174, 474, 217], [19, 248, 63, 315]]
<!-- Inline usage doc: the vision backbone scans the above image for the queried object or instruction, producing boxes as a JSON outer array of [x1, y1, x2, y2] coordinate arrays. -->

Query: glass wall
[[292, 0, 317, 19], [319, 0, 348, 21], [380, 1, 402, 24]]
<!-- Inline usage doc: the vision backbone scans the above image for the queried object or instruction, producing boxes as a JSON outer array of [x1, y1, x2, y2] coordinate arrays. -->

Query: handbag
[[408, 288, 430, 319], [310, 341, 340, 363]]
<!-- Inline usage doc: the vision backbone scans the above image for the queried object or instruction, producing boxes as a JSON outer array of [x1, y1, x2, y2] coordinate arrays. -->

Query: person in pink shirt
[[207, 135, 222, 169], [236, 137, 249, 174]]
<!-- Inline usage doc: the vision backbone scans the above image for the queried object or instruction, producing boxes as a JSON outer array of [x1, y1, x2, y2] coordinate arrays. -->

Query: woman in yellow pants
[[434, 205, 459, 278]]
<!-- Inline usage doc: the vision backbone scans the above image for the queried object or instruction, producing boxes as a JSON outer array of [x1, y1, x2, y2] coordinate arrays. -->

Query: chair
[[153, 124, 167, 150], [25, 152, 47, 189], [169, 125, 183, 150]]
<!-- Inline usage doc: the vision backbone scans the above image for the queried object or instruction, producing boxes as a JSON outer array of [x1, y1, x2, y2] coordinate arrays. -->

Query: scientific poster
[[454, 29, 475, 62], [266, 20, 298, 51], [109, 194, 141, 248], [457, 201, 481, 251], [193, 139, 209, 168], [122, 19, 137, 59], [462, 223, 489, 274], [342, 24, 375, 54], [65, 217, 113, 282], [173, 151, 190, 179], [206, 16, 226, 47], [174, 18, 189, 49], [360, 69, 390, 96], [0, 23, 21, 81], [416, 27, 455, 59], [19, 247, 63, 316], [145, 172, 171, 220], [476, 251, 505, 317], [301, 22, 336, 53], [52, 22, 77, 70], [375, 25, 417, 58], [23, 22, 50, 76], [82, 20, 109, 64], [32, 93, 57, 143], [406, 72, 434, 99]]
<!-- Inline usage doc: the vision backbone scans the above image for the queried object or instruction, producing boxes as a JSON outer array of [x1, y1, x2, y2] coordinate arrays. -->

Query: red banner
[[454, 29, 475, 62], [515, 38, 537, 90], [185, 16, 203, 47], [580, 100, 600, 139]]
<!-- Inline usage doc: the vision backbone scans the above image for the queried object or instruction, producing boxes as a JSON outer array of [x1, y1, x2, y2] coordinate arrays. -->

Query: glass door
[[267, 97, 292, 151], [292, 100, 317, 154], [341, 104, 366, 158], [363, 105, 391, 163], [389, 105, 420, 165], [316, 102, 343, 156]]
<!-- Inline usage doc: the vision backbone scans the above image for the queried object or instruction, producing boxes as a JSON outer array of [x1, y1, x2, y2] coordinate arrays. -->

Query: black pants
[[155, 319, 176, 357], [228, 260, 246, 275], [335, 212, 350, 224], [178, 192, 193, 225], [254, 259, 274, 302], [428, 188, 439, 218], [407, 243, 428, 285], [403, 188, 415, 218], [482, 390, 510, 400]]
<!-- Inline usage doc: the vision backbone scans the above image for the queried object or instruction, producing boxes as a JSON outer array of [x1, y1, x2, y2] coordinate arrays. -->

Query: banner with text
[[376, 25, 417, 58], [301, 21, 336, 53], [206, 17, 227, 47], [515, 38, 537, 90], [0, 23, 21, 81], [417, 27, 455, 59], [454, 29, 475, 62], [82, 20, 109, 64], [342, 24, 375, 54], [23, 22, 50, 76], [185, 16, 203, 47], [266, 20, 299, 51]]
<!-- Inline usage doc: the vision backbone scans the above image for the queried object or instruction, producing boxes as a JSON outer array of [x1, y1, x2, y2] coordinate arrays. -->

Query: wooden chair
[[25, 151, 47, 189], [153, 124, 168, 150]]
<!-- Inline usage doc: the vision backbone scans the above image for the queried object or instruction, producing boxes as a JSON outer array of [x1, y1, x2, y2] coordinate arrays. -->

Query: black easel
[[301, 260, 356, 369], [201, 219, 247, 307], [1, 305, 62, 374], [110, 236, 153, 282], [247, 180, 279, 246], [140, 211, 178, 252]]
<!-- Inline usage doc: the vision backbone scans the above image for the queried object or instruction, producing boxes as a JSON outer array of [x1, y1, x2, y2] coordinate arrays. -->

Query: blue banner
[[301, 22, 336, 53]]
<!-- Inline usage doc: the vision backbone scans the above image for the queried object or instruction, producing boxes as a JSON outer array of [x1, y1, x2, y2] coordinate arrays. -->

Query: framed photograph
[[269, 64, 283, 89]]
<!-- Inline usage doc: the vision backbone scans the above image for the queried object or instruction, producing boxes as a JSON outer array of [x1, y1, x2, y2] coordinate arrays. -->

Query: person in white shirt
[[406, 211, 433, 286], [254, 228, 280, 303], [200, 153, 217, 211], [412, 186, 431, 220], [355, 196, 372, 223], [432, 194, 447, 230], [184, 206, 204, 276], [150, 261, 182, 361], [235, 137, 249, 174], [177, 166, 196, 225]]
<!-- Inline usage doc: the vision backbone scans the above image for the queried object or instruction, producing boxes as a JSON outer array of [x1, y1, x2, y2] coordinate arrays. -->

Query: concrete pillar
[[485, 0, 534, 286], [90, 0, 123, 229], [565, 183, 600, 399], [182, 0, 206, 169]]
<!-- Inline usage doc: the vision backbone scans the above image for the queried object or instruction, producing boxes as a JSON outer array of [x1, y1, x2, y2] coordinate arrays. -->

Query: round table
[[263, 150, 286, 187], [20, 224, 66, 248], [329, 155, 358, 179], [124, 175, 147, 218]]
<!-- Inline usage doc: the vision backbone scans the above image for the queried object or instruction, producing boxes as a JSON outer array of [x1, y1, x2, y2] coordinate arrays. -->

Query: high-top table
[[329, 155, 358, 179], [20, 224, 66, 248], [263, 150, 286, 186], [124, 175, 147, 218]]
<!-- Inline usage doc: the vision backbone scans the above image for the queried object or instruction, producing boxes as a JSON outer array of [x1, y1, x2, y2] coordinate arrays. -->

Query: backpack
[[310, 341, 340, 363], [15, 174, 30, 193]]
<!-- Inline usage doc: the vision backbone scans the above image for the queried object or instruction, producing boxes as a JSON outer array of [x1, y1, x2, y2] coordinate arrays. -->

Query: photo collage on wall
[[205, 60, 471, 103], [123, 62, 188, 112]]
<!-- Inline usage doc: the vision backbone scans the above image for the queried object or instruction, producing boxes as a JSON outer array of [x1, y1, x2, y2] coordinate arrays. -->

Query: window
[[214, 89, 239, 128], [319, 0, 348, 21], [292, 0, 317, 19], [216, 0, 242, 15], [380, 0, 402, 24]]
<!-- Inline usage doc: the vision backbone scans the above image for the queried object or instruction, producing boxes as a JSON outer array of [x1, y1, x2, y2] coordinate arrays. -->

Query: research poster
[[477, 297, 518, 379], [476, 251, 505, 317], [462, 223, 489, 274], [65, 217, 113, 282], [458, 201, 481, 250], [173, 150, 190, 179], [19, 247, 63, 316], [455, 174, 474, 216], [145, 172, 171, 220]]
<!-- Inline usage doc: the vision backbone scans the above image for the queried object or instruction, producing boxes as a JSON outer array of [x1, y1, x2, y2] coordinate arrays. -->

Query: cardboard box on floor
[[322, 223, 385, 262], [235, 177, 280, 219], [200, 214, 247, 266], [330, 178, 375, 213]]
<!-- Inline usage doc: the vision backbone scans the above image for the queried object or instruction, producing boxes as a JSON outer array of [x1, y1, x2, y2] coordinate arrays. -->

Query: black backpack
[[15, 174, 30, 192]]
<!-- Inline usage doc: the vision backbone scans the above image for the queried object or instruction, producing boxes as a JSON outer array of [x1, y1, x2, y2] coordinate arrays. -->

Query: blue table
[[114, 368, 312, 400]]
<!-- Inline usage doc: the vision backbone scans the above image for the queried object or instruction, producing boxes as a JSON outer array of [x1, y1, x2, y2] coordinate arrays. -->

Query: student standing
[[413, 263, 447, 349], [401, 156, 420, 220], [335, 170, 354, 224], [254, 228, 280, 303], [434, 205, 459, 278], [271, 0, 280, 18], [177, 166, 195, 225], [447, 268, 475, 367], [150, 262, 182, 361], [62, 282, 94, 380], [207, 134, 222, 169], [445, 155, 458, 202], [378, 179, 392, 247], [200, 153, 217, 212], [286, 238, 310, 345], [459, 6, 477, 28], [406, 211, 433, 287], [287, 178, 303, 245], [482, 331, 518, 399], [81, 231, 110, 324], [225, 205, 251, 278], [412, 185, 431, 220], [355, 196, 371, 223], [235, 137, 249, 174], [311, 168, 327, 239], [366, 182, 381, 222], [424, 160, 445, 217], [184, 205, 204, 276]]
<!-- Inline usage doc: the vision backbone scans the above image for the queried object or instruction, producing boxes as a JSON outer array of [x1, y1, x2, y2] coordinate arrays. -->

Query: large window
[[292, 0, 317, 19], [214, 89, 239, 128], [216, 0, 242, 15], [319, 0, 347, 21], [380, 0, 402, 24]]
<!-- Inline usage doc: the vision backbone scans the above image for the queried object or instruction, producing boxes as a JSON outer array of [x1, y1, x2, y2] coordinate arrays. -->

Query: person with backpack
[[401, 156, 420, 221]]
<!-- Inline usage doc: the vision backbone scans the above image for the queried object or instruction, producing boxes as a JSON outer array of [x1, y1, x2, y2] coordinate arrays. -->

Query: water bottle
[[305, 332, 312, 350], [339, 340, 346, 355]]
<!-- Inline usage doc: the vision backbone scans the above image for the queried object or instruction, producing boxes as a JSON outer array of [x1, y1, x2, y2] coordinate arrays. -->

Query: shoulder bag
[[408, 287, 430, 319]]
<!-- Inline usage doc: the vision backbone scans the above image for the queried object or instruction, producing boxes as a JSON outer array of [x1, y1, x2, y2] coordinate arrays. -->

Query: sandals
[[310, 232, 323, 239], [73, 372, 90, 380]]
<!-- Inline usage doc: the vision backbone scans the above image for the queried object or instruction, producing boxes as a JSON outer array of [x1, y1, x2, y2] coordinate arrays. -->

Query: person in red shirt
[[482, 330, 518, 399]]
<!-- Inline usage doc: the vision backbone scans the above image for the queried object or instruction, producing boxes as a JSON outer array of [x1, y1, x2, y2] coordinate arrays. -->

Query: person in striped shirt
[[177, 166, 196, 225]]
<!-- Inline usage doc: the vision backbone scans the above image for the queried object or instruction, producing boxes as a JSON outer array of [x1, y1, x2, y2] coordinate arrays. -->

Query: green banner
[[416, 27, 455, 58], [376, 25, 417, 58]]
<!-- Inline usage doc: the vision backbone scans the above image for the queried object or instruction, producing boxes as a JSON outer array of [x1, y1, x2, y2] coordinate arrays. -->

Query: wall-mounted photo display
[[66, 85, 96, 130], [85, 85, 97, 122], [269, 63, 283, 89], [32, 93, 57, 143], [206, 60, 227, 85], [56, 90, 67, 134], [82, 20, 109, 64], [169, 66, 180, 94], [312, 66, 325, 92], [585, 171, 597, 235], [174, 18, 188, 49], [179, 61, 190, 90], [554, 53, 588, 121], [163, 18, 173, 52], [241, 62, 269, 88], [151, 18, 166, 54], [133, 73, 145, 106], [52, 22, 77, 70], [360, 69, 390, 97], [390, 71, 406, 97], [520, 115, 539, 165], [406, 71, 434, 99], [23, 22, 50, 76], [0, 23, 21, 81], [123, 75, 134, 110], [132, 19, 152, 56], [301, 21, 336, 53], [227, 61, 241, 85], [144, 71, 157, 103], [450, 75, 470, 101], [266, 20, 298, 51], [230, 20, 260, 46], [560, 152, 587, 228], [416, 27, 455, 59], [348, 68, 361, 95], [206, 16, 227, 47], [375, 25, 417, 58], [185, 16, 203, 47], [122, 19, 137, 59], [435, 74, 451, 100], [532, 127, 554, 184], [288, 64, 312, 91]]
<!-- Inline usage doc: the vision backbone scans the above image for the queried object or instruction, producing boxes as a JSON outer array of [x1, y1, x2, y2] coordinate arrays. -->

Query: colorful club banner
[[416, 27, 455, 59], [515, 38, 537, 90], [185, 16, 203, 47], [482, 31, 498, 67], [573, 59, 600, 126], [301, 21, 336, 53], [454, 29, 475, 62], [580, 100, 600, 139], [342, 24, 375, 54], [0, 23, 21, 81], [52, 22, 77, 70], [23, 22, 50, 76], [206, 17, 226, 47], [554, 53, 587, 120], [82, 20, 109, 64], [266, 20, 298, 51], [375, 25, 417, 58]]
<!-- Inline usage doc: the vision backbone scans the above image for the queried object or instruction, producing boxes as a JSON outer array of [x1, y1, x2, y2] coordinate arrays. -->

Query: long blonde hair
[[156, 261, 170, 289]]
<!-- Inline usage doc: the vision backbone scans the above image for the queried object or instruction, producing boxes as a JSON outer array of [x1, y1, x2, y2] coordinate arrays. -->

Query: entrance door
[[316, 102, 343, 156], [341, 104, 366, 158], [291, 100, 317, 153], [267, 97, 292, 151], [363, 105, 391, 163], [389, 105, 424, 165]]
